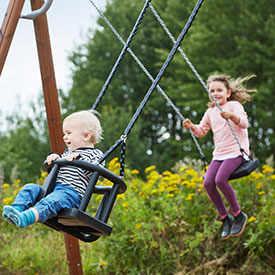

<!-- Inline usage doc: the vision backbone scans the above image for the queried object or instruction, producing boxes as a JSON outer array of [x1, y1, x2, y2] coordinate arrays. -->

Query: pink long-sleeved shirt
[[193, 101, 250, 159]]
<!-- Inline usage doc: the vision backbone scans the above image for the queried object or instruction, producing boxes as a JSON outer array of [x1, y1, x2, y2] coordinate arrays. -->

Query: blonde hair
[[206, 73, 257, 108], [64, 110, 103, 144]]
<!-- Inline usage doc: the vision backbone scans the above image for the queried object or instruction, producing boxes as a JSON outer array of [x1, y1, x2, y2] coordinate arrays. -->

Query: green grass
[[0, 161, 274, 274]]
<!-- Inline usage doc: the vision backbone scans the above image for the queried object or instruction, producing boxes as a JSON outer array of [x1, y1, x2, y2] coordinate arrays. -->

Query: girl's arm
[[182, 110, 211, 137], [220, 111, 240, 125], [221, 102, 248, 128], [182, 119, 196, 131]]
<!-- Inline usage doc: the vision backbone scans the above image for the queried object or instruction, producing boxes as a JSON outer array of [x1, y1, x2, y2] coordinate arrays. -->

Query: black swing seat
[[37, 159, 127, 242], [229, 157, 260, 180]]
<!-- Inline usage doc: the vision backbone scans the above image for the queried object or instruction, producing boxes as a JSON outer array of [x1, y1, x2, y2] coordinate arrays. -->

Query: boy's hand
[[66, 153, 80, 162], [46, 153, 60, 165]]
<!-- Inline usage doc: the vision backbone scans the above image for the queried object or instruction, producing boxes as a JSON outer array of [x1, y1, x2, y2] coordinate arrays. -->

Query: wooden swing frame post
[[0, 1, 83, 274], [0, 0, 25, 75], [30, 1, 83, 274]]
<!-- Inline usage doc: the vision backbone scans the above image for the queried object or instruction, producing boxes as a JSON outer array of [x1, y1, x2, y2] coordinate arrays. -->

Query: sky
[[0, 0, 106, 120]]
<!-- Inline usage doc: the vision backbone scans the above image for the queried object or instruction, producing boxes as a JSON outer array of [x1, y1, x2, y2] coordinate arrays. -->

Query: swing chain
[[119, 139, 127, 178], [150, 3, 244, 154], [123, 0, 205, 138], [90, 0, 152, 111], [89, 0, 207, 161]]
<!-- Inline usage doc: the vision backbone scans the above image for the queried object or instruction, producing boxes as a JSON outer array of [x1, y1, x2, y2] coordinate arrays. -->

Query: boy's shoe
[[2, 209, 16, 226], [3, 206, 35, 228], [231, 211, 248, 237], [221, 214, 234, 240], [2, 205, 24, 226]]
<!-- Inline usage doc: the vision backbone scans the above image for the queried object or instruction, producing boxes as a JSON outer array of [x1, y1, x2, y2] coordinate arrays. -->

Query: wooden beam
[[30, 1, 83, 274], [0, 0, 25, 75]]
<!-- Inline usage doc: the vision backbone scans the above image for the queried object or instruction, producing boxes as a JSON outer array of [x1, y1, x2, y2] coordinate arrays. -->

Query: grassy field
[[0, 159, 274, 274]]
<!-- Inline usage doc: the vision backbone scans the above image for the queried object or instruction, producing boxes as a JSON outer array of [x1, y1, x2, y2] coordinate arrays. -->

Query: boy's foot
[[231, 211, 248, 237], [221, 214, 234, 240], [3, 206, 35, 228], [2, 210, 16, 226], [2, 205, 23, 225]]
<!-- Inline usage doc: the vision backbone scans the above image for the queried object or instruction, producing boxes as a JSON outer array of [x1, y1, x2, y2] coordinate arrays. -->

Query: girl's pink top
[[193, 101, 250, 159]]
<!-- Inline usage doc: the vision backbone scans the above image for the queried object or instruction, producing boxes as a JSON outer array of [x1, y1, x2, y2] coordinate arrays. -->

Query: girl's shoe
[[221, 214, 234, 240], [231, 211, 248, 237]]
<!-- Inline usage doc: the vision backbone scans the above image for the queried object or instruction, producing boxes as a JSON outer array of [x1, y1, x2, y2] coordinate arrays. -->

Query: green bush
[[0, 160, 274, 274]]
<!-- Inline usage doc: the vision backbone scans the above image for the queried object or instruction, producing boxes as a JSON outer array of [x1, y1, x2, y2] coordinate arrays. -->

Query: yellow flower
[[179, 166, 189, 172], [187, 182, 197, 189], [163, 170, 172, 176], [135, 224, 141, 229], [2, 184, 9, 189], [122, 202, 128, 208], [130, 169, 140, 175], [250, 172, 263, 179], [150, 189, 158, 195], [255, 182, 263, 189], [3, 197, 13, 205], [40, 171, 48, 178], [248, 216, 256, 222], [108, 158, 120, 173], [166, 194, 174, 198], [181, 180, 189, 185], [95, 195, 101, 202], [185, 193, 195, 201], [99, 260, 107, 267], [262, 164, 274, 174], [258, 191, 265, 195], [144, 165, 156, 174]]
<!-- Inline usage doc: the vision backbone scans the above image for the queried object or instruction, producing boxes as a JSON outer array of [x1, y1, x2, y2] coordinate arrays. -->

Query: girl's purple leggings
[[203, 156, 243, 218]]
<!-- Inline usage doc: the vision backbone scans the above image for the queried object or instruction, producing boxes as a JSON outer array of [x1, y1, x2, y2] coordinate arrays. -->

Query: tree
[[63, 0, 275, 171], [0, 98, 50, 183]]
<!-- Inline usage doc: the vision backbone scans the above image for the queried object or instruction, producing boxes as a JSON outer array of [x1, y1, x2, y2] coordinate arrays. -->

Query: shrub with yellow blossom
[[0, 159, 274, 275], [99, 160, 275, 274]]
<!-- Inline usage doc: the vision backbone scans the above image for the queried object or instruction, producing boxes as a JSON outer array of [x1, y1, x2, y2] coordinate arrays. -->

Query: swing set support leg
[[0, 0, 84, 273], [0, 0, 25, 75], [30, 0, 83, 274]]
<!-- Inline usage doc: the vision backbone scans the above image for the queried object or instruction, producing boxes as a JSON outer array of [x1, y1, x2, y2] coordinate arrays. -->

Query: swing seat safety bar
[[38, 159, 127, 242]]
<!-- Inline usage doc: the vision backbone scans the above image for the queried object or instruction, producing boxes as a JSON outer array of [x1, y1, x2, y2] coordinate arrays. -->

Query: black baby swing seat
[[37, 159, 127, 242]]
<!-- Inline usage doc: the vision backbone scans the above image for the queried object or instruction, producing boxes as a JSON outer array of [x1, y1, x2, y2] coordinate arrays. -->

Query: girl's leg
[[34, 183, 81, 223], [215, 156, 243, 216], [203, 160, 228, 218]]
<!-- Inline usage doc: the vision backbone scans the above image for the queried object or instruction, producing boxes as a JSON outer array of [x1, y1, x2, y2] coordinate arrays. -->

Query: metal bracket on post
[[21, 0, 53, 19]]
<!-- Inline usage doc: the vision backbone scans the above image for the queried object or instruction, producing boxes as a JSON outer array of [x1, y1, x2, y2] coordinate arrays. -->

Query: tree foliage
[[63, 0, 274, 172], [1, 0, 274, 183], [0, 99, 50, 183]]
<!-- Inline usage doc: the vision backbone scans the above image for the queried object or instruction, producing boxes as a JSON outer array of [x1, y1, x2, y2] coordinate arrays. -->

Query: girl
[[182, 73, 257, 240]]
